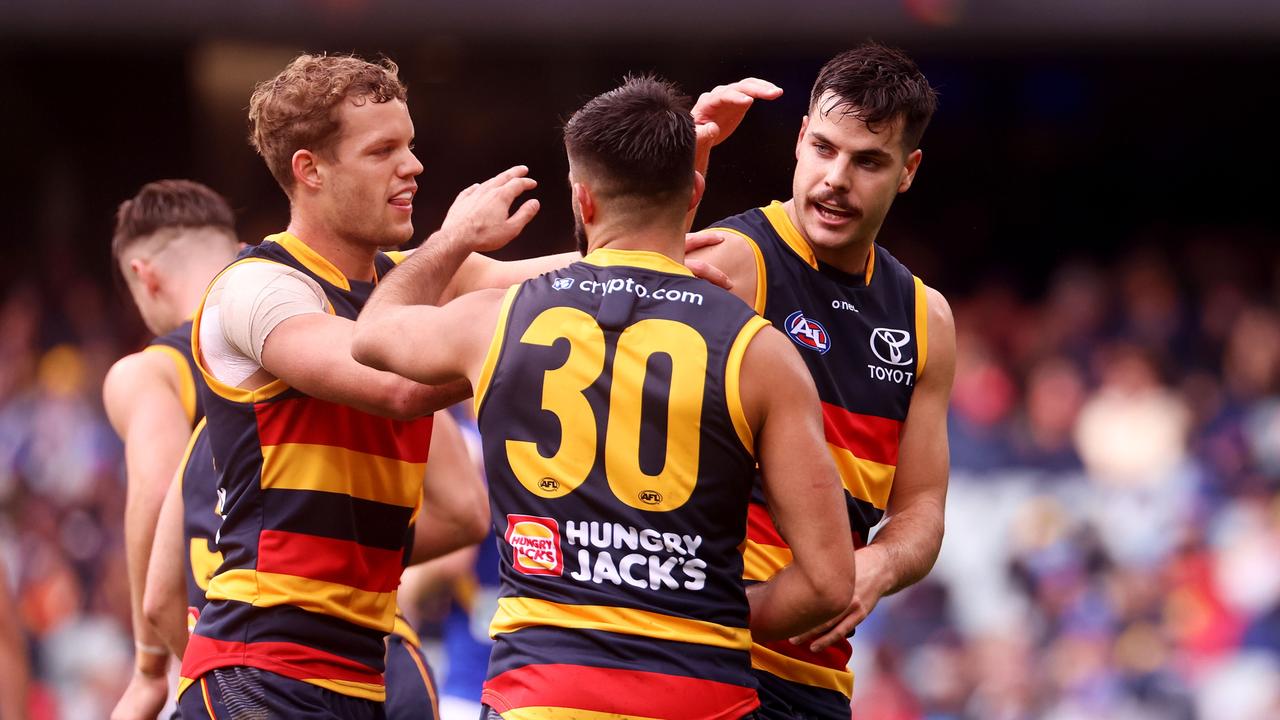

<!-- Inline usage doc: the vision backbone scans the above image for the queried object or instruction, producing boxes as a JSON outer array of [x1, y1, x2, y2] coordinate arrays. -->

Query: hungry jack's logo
[[505, 514, 563, 576]]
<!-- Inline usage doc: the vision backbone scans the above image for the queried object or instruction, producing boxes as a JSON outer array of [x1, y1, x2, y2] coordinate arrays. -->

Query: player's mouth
[[809, 197, 858, 226], [388, 187, 416, 212]]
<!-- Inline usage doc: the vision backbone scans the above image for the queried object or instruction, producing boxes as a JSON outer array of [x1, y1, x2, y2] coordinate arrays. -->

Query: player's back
[[475, 247, 770, 720]]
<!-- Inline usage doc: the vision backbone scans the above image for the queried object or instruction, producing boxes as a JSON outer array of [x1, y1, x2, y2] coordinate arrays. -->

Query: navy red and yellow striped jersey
[[475, 248, 769, 720], [179, 232, 433, 702], [709, 202, 927, 716]]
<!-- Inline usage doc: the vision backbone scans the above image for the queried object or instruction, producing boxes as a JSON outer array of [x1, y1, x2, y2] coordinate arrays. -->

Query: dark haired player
[[353, 75, 855, 720], [689, 43, 957, 718], [103, 179, 240, 720]]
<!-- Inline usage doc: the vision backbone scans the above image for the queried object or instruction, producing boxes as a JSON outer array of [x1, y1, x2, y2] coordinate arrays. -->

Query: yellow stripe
[[204, 568, 396, 631], [383, 250, 409, 266], [913, 275, 928, 378], [271, 232, 350, 291], [704, 226, 768, 315], [400, 639, 440, 717], [865, 244, 877, 284], [201, 676, 217, 718], [176, 676, 196, 701], [259, 443, 425, 508], [475, 284, 520, 417], [725, 315, 771, 455], [504, 708, 664, 720], [176, 418, 207, 492], [301, 677, 386, 702], [741, 539, 793, 583], [751, 642, 853, 695], [579, 248, 694, 276], [828, 443, 895, 511], [144, 344, 197, 425], [392, 612, 422, 647], [761, 201, 816, 269], [190, 257, 292, 404], [490, 597, 750, 651]]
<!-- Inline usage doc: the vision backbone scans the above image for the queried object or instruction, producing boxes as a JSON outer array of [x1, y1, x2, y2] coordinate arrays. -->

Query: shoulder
[[918, 282, 955, 384], [103, 349, 181, 425]]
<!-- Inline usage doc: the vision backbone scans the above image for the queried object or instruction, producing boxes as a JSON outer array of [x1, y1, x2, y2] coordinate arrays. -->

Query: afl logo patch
[[870, 327, 913, 366], [505, 514, 563, 576], [552, 277, 575, 291], [638, 490, 663, 505], [785, 310, 831, 354]]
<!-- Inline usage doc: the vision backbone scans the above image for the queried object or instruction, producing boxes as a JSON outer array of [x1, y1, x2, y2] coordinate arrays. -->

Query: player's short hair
[[810, 43, 938, 151], [112, 179, 235, 261], [248, 53, 407, 192], [564, 74, 695, 205]]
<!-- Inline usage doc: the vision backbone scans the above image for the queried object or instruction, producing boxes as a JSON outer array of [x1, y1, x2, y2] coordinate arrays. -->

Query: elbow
[[350, 325, 385, 372], [142, 585, 170, 636], [812, 552, 856, 621], [462, 500, 491, 546]]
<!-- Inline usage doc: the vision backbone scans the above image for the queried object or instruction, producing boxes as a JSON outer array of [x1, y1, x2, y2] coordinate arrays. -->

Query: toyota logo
[[870, 327, 913, 366]]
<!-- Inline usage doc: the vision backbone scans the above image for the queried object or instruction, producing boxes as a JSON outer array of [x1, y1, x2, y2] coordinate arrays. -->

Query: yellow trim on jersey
[[725, 315, 771, 455], [705, 226, 768, 314], [913, 275, 929, 378], [190, 257, 292, 404], [176, 417, 207, 491], [741, 539, 794, 583], [204, 569, 396, 632], [475, 285, 521, 417], [392, 613, 422, 647], [143, 344, 197, 425], [176, 676, 196, 701], [761, 202, 817, 269], [579, 248, 694, 277], [503, 707, 665, 720], [864, 244, 877, 285], [828, 442, 895, 511], [384, 250, 409, 266], [270, 232, 351, 291], [259, 443, 425, 508], [751, 641, 853, 696], [299, 677, 386, 701], [490, 597, 751, 651]]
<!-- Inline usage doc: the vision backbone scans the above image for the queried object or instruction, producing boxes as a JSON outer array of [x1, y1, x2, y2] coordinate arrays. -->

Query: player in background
[[687, 43, 956, 718], [103, 180, 240, 720], [174, 53, 533, 719], [352, 75, 854, 720]]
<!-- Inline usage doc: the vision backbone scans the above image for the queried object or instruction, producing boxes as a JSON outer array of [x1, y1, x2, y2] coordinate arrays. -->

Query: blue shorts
[[178, 666, 386, 719], [385, 630, 440, 719]]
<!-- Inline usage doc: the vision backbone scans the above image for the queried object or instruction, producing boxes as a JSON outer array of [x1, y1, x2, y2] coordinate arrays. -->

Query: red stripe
[[822, 402, 901, 466], [182, 634, 383, 686], [483, 664, 757, 720], [746, 502, 786, 547], [254, 396, 433, 462], [760, 637, 853, 670], [257, 529, 403, 593]]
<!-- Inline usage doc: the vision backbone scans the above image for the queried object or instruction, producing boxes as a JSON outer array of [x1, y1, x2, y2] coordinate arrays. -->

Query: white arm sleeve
[[198, 262, 329, 386]]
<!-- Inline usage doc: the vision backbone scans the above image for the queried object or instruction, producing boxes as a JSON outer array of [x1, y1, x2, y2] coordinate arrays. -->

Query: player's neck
[[587, 225, 685, 265], [783, 198, 875, 276], [284, 217, 378, 282]]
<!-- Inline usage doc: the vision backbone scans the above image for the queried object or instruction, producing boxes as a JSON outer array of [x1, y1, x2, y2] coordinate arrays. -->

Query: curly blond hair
[[248, 53, 408, 192]]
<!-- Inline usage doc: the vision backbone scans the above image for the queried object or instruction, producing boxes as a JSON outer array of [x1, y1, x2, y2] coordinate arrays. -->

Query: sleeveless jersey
[[179, 232, 434, 703], [709, 202, 928, 717], [145, 320, 205, 426], [475, 248, 770, 720]]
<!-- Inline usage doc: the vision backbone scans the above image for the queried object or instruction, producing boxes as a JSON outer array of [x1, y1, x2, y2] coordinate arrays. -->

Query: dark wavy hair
[[112, 179, 235, 260], [810, 43, 938, 151]]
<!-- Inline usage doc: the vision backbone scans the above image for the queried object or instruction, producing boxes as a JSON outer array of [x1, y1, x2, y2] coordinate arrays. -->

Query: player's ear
[[688, 171, 706, 212], [129, 258, 162, 297], [573, 182, 595, 225], [898, 148, 922, 193], [795, 115, 809, 159], [292, 149, 322, 191]]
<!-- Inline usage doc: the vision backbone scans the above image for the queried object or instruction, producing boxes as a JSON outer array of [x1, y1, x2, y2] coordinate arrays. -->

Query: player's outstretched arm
[[739, 326, 855, 641], [144, 468, 189, 659], [793, 285, 955, 651], [411, 410, 490, 563], [103, 351, 189, 719]]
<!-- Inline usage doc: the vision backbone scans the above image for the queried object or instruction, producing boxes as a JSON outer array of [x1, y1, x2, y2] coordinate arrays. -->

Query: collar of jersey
[[762, 200, 876, 284], [264, 231, 352, 291], [580, 247, 694, 277]]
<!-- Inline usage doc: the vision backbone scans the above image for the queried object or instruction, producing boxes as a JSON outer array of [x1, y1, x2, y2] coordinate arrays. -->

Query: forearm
[[746, 565, 844, 641], [868, 495, 945, 595], [144, 477, 191, 659], [124, 479, 171, 675]]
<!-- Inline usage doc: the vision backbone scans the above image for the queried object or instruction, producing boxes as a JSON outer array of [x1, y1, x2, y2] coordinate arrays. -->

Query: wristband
[[135, 642, 168, 656]]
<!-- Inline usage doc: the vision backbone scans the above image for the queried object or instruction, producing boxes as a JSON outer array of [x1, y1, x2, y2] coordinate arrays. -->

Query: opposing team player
[[688, 44, 956, 718], [352, 75, 855, 720], [175, 54, 535, 718], [104, 180, 240, 720]]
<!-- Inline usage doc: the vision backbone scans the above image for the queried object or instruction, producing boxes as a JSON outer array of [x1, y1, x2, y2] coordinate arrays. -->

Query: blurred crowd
[[1, 231, 1277, 719]]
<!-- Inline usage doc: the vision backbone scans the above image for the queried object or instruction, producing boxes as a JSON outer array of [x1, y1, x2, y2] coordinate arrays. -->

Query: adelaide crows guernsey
[[146, 320, 204, 426], [710, 202, 928, 717], [476, 248, 770, 720], [179, 233, 433, 702]]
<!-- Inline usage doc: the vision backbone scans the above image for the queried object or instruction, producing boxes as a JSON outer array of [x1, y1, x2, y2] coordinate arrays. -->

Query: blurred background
[[2, 1, 1279, 718]]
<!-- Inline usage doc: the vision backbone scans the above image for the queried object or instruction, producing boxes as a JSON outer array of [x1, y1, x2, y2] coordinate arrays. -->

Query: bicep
[[888, 286, 955, 515], [106, 354, 193, 485]]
